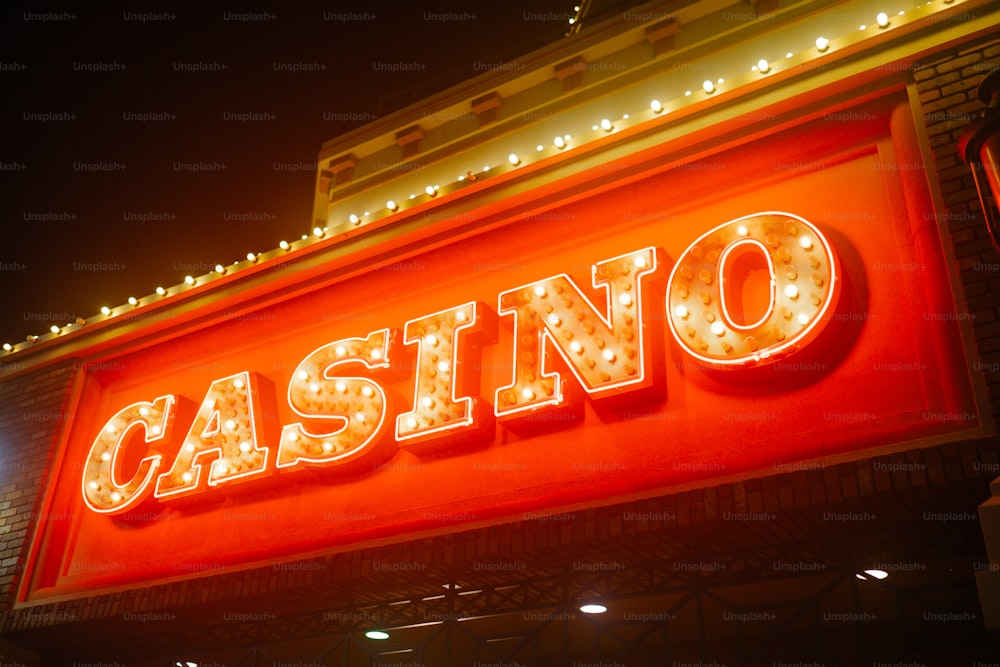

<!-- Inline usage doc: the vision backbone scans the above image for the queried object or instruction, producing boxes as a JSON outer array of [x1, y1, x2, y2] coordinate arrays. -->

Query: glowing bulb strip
[[0, 0, 969, 356], [320, 0, 956, 227]]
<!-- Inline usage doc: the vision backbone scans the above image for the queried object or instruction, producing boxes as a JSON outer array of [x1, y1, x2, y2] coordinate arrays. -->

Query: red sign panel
[[20, 93, 981, 602]]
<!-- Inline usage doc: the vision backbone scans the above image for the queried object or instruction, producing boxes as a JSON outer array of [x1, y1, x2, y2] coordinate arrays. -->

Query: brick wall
[[915, 35, 1000, 418], [0, 362, 77, 607]]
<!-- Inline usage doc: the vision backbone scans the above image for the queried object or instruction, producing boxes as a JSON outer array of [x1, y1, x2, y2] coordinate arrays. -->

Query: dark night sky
[[0, 1, 577, 348]]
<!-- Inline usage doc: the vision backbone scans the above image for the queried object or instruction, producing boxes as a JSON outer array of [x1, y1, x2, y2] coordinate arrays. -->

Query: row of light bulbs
[[0, 4, 953, 356], [325, 8, 919, 234]]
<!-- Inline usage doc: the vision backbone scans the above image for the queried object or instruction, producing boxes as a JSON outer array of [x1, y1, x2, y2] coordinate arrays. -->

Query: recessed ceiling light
[[855, 569, 888, 580], [579, 603, 607, 614]]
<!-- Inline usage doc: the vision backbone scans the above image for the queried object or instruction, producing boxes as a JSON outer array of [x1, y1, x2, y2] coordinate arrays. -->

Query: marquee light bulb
[[650, 99, 663, 113], [876, 12, 889, 27], [619, 293, 632, 306], [703, 80, 715, 94], [101, 306, 112, 316], [279, 240, 290, 250], [785, 285, 799, 299], [49, 325, 60, 334], [600, 118, 613, 132], [2, 343, 11, 352], [184, 276, 195, 286], [425, 185, 436, 196], [386, 200, 397, 211], [246, 252, 257, 263], [215, 264, 225, 274], [508, 153, 520, 166], [554, 136, 566, 149], [799, 236, 813, 249], [710, 321, 725, 336], [674, 304, 689, 319], [128, 296, 139, 305], [757, 59, 770, 73], [156, 286, 166, 296], [816, 37, 830, 52]]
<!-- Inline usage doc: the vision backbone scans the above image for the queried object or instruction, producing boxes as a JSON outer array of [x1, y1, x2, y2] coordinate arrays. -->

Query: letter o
[[667, 212, 839, 367]]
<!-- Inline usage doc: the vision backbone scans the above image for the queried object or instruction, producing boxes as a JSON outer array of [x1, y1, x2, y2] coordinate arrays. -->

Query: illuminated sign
[[23, 95, 982, 603], [82, 212, 839, 515]]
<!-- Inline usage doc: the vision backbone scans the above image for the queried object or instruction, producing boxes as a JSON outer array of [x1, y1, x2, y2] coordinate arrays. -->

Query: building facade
[[1, 0, 999, 664]]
